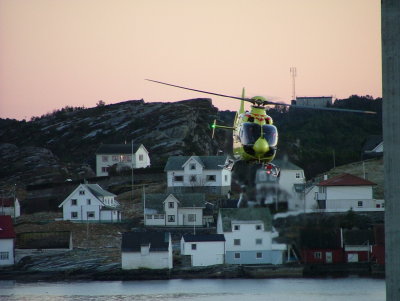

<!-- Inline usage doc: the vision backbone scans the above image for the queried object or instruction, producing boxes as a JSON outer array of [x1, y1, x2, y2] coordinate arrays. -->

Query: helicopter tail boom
[[211, 119, 235, 138]]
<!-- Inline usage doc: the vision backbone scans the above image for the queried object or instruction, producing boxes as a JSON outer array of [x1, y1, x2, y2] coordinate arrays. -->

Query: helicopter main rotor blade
[[288, 104, 377, 114], [146, 79, 250, 102]]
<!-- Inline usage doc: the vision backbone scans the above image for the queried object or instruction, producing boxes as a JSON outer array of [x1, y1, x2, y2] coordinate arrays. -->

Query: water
[[0, 278, 385, 301]]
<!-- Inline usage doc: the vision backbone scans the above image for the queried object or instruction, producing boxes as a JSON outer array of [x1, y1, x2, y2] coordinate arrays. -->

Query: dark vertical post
[[382, 1, 400, 299]]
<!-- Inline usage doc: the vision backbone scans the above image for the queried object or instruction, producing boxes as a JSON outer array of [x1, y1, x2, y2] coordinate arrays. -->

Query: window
[[190, 163, 196, 170], [101, 167, 109, 173], [168, 202, 174, 208], [256, 252, 263, 259], [102, 156, 108, 162], [87, 211, 95, 219], [71, 199, 77, 206], [71, 212, 78, 219], [357, 201, 363, 207], [234, 239, 241, 246], [127, 155, 132, 162], [225, 175, 228, 182], [314, 252, 322, 259], [168, 215, 175, 222], [256, 238, 262, 245], [146, 215, 153, 219], [188, 214, 196, 222], [256, 225, 262, 230], [296, 172, 301, 178], [234, 252, 241, 259], [154, 214, 164, 219], [174, 175, 183, 182], [112, 155, 118, 162], [233, 225, 240, 231], [206, 175, 216, 182], [0, 252, 9, 260], [87, 199, 91, 205], [191, 244, 197, 250], [139, 154, 144, 161], [189, 175, 197, 182], [79, 190, 85, 195]]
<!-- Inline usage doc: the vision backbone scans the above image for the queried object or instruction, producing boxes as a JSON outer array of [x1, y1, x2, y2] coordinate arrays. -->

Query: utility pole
[[290, 67, 297, 101], [382, 1, 400, 300]]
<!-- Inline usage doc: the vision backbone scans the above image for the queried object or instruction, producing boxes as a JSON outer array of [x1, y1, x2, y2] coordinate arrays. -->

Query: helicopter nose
[[253, 137, 269, 156]]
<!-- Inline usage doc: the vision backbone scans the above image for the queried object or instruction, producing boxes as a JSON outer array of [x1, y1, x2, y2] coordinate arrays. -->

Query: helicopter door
[[262, 125, 278, 147], [240, 123, 261, 145]]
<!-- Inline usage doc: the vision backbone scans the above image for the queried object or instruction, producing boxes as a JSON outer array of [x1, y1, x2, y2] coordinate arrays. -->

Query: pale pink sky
[[0, 0, 381, 120]]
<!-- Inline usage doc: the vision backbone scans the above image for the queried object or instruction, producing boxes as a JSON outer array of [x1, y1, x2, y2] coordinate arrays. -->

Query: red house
[[343, 229, 374, 263], [300, 228, 344, 264], [0, 215, 16, 266], [371, 224, 385, 265]]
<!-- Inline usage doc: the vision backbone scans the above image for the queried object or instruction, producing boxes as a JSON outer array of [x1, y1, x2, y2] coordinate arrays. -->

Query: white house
[[144, 193, 206, 227], [0, 197, 21, 218], [0, 215, 15, 266], [58, 183, 121, 222], [256, 159, 305, 210], [121, 231, 172, 270], [180, 234, 225, 266], [294, 96, 333, 108], [164, 155, 231, 195], [312, 173, 379, 211], [96, 143, 150, 177], [217, 208, 286, 265]]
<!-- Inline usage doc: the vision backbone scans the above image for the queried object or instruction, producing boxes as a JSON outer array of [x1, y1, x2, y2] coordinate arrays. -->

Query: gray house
[[164, 155, 231, 195], [144, 193, 207, 227]]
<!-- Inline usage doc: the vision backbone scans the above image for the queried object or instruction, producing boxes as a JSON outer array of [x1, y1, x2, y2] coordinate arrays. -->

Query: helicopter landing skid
[[263, 163, 280, 177]]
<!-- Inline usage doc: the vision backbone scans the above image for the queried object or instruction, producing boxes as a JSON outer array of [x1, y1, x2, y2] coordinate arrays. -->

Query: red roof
[[318, 173, 376, 187], [0, 216, 16, 239], [0, 198, 14, 207]]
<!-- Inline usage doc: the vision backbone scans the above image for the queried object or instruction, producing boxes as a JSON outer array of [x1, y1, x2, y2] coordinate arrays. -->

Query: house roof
[[343, 229, 375, 245], [121, 231, 170, 252], [183, 234, 225, 242], [219, 208, 272, 232], [164, 155, 229, 171], [318, 173, 376, 187], [85, 184, 116, 198], [0, 198, 15, 207], [16, 231, 71, 249], [0, 215, 16, 239], [145, 193, 205, 212], [362, 135, 383, 152], [96, 143, 144, 154]]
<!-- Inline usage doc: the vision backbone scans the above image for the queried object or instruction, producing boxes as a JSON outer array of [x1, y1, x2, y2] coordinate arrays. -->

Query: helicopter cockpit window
[[262, 125, 278, 147], [240, 123, 261, 145]]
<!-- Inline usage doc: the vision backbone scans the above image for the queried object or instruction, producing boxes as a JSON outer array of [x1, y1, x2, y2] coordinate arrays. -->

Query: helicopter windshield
[[263, 124, 278, 147], [240, 123, 278, 147], [240, 123, 260, 145]]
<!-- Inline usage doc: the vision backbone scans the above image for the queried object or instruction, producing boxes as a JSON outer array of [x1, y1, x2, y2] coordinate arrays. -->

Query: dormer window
[[190, 163, 196, 170]]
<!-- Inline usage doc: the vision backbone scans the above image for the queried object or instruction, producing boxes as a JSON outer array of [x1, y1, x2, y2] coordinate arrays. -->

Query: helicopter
[[146, 79, 376, 176]]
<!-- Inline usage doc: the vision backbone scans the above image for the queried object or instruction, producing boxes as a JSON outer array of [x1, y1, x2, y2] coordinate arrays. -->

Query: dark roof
[[318, 173, 376, 186], [121, 231, 170, 252], [219, 208, 272, 232], [16, 231, 71, 249], [0, 216, 16, 239], [362, 135, 383, 152], [272, 159, 303, 170], [145, 193, 205, 212], [300, 228, 341, 249], [96, 143, 143, 154], [0, 198, 15, 207], [183, 234, 225, 242], [164, 156, 229, 171], [85, 184, 115, 197], [343, 229, 375, 245]]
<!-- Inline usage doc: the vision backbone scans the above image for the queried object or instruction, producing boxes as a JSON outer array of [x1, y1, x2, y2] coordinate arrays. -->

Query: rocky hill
[[0, 99, 231, 188]]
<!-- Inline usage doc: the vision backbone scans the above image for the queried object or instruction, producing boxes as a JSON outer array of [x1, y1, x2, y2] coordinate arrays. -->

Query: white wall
[[219, 222, 273, 252], [122, 251, 171, 269], [0, 238, 14, 266], [181, 239, 225, 266], [326, 186, 373, 200], [134, 146, 151, 168]]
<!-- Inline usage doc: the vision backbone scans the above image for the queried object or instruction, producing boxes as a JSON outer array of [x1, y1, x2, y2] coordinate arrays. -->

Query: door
[[326, 252, 333, 263]]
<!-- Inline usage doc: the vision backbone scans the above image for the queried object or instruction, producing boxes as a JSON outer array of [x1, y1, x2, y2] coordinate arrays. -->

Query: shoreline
[[0, 263, 384, 282]]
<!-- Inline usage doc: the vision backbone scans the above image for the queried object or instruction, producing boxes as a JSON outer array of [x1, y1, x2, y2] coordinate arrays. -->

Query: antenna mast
[[290, 67, 297, 101]]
